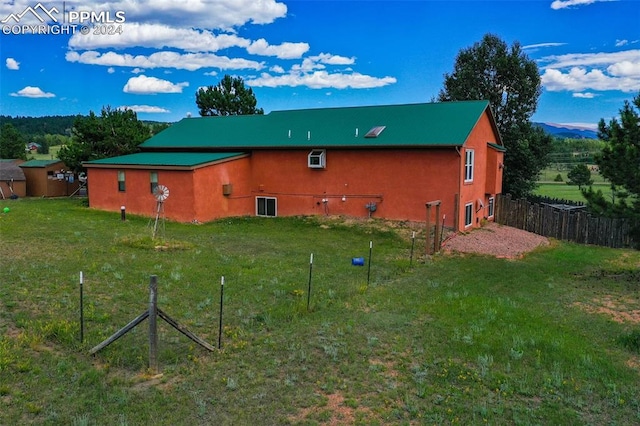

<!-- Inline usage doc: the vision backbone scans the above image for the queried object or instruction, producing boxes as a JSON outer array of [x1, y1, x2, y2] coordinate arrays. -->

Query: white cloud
[[66, 50, 264, 71], [117, 0, 287, 29], [550, 0, 615, 10], [539, 49, 640, 69], [313, 53, 355, 65], [132, 68, 145, 74], [107, 67, 115, 74], [270, 65, 285, 73], [68, 23, 251, 52], [616, 39, 628, 47], [607, 60, 640, 77], [572, 92, 597, 98], [247, 38, 309, 59], [204, 70, 218, 76], [10, 86, 55, 98], [522, 43, 566, 50], [6, 58, 19, 70], [119, 105, 170, 113], [541, 67, 639, 92], [539, 49, 640, 93], [246, 70, 396, 89], [123, 75, 189, 94]]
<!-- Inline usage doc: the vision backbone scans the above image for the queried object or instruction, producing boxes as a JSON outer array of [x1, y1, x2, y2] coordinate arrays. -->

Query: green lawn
[[534, 182, 612, 202], [1, 198, 639, 425]]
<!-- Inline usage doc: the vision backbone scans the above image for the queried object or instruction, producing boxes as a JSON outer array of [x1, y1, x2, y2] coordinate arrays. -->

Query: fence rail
[[495, 194, 635, 249]]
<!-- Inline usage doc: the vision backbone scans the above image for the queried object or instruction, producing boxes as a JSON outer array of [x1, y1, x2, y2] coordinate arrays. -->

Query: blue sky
[[1, 0, 639, 129]]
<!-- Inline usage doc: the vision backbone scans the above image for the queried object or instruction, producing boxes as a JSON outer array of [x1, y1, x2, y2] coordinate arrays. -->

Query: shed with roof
[[0, 159, 26, 199], [19, 159, 80, 197], [84, 101, 505, 231]]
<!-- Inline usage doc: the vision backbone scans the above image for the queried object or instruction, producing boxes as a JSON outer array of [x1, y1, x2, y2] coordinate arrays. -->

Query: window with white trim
[[488, 197, 495, 218], [150, 171, 158, 194], [308, 149, 326, 169], [464, 149, 474, 182], [117, 170, 126, 192], [256, 197, 277, 217], [464, 202, 473, 228]]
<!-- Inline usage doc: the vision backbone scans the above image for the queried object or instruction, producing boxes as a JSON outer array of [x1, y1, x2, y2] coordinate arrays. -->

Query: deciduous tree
[[438, 33, 552, 198], [566, 163, 593, 189], [196, 75, 264, 117]]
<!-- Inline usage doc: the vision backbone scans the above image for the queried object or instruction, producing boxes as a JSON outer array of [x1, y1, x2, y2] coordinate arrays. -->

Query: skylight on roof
[[364, 126, 386, 138]]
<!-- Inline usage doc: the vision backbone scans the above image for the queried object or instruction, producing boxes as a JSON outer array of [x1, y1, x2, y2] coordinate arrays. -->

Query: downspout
[[455, 146, 462, 231]]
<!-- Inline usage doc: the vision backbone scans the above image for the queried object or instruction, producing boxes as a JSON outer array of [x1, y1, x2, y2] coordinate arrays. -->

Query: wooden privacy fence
[[495, 194, 635, 249]]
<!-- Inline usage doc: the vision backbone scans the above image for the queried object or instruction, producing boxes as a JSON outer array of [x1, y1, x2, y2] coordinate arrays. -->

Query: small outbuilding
[[0, 159, 27, 199], [19, 159, 80, 197]]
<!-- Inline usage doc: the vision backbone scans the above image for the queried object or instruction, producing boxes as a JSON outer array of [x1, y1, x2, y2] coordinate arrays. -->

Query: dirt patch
[[572, 295, 640, 324], [288, 391, 374, 425], [442, 222, 549, 259]]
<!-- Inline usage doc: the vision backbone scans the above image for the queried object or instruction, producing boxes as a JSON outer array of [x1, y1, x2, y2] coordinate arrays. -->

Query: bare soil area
[[442, 222, 550, 259]]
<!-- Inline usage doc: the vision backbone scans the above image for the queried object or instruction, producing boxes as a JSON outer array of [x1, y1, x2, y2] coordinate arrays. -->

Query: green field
[[1, 198, 639, 425]]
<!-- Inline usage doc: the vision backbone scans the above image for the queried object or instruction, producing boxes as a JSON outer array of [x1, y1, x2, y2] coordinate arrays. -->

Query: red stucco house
[[84, 101, 505, 231]]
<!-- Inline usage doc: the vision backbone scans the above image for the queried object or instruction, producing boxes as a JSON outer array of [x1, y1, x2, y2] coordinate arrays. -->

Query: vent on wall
[[364, 126, 386, 138], [222, 183, 233, 196]]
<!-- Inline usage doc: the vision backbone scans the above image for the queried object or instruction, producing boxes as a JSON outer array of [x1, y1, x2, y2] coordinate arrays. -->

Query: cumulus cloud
[[6, 58, 19, 70], [572, 92, 597, 98], [246, 70, 396, 89], [119, 105, 170, 113], [66, 50, 264, 71], [539, 49, 640, 93], [69, 23, 251, 52], [10, 86, 55, 98], [247, 38, 309, 59], [550, 0, 613, 10], [123, 75, 189, 94]]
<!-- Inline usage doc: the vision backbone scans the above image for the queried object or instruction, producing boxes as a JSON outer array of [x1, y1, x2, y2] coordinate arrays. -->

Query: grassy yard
[[1, 198, 639, 425], [534, 183, 613, 202]]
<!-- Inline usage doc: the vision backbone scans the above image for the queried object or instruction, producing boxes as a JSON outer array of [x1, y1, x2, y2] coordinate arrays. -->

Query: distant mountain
[[534, 122, 598, 139]]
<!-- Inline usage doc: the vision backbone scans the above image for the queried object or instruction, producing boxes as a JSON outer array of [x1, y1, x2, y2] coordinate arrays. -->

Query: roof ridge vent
[[364, 125, 386, 138]]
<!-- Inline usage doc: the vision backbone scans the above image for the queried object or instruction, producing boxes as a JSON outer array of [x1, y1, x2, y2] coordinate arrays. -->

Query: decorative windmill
[[152, 184, 169, 239]]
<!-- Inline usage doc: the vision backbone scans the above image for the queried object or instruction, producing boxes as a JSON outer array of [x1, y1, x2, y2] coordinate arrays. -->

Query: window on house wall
[[256, 197, 277, 217], [117, 170, 126, 192], [150, 171, 158, 193], [464, 149, 474, 182], [464, 202, 473, 227], [308, 149, 326, 169], [488, 197, 495, 218]]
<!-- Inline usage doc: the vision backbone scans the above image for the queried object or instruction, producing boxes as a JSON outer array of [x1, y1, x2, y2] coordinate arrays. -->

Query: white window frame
[[308, 149, 326, 169], [464, 202, 473, 228], [256, 196, 277, 217], [488, 197, 495, 218], [150, 171, 158, 194], [117, 170, 126, 192], [464, 149, 474, 183]]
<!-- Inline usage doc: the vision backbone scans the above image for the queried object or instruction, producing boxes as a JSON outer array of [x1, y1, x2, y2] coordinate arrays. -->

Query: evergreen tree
[[196, 75, 264, 116], [584, 92, 640, 246], [0, 123, 27, 159], [58, 106, 150, 173]]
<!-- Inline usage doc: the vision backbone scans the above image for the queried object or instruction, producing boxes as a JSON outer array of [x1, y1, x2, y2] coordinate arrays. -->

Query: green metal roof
[[487, 142, 507, 152], [141, 101, 497, 150], [20, 159, 63, 168], [84, 152, 245, 167]]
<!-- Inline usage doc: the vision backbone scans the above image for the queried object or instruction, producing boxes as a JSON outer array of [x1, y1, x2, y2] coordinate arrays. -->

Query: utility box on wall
[[222, 183, 233, 196]]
